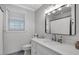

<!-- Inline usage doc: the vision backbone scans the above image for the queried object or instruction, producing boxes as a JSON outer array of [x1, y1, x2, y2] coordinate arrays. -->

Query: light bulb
[[58, 8, 62, 11], [52, 10, 56, 13], [66, 4, 71, 7], [48, 13, 51, 15]]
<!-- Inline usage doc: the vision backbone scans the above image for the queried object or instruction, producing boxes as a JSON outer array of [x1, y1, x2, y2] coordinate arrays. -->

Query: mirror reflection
[[45, 4, 76, 35]]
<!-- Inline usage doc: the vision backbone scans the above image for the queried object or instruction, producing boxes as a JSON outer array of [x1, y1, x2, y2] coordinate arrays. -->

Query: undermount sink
[[39, 38, 51, 42], [34, 37, 62, 45]]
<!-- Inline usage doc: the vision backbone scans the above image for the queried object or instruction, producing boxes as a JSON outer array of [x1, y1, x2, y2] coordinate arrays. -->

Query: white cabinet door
[[31, 40, 61, 55], [0, 10, 3, 54], [36, 43, 60, 55], [31, 41, 37, 55]]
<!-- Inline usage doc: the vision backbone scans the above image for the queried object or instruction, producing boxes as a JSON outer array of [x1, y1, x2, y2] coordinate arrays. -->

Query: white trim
[[12, 4, 35, 11]]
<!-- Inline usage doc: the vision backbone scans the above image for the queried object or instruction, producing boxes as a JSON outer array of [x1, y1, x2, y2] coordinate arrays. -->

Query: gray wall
[[0, 8, 3, 54], [2, 5, 35, 54], [35, 4, 79, 45]]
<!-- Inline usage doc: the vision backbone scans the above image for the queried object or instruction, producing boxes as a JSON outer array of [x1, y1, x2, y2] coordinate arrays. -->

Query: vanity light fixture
[[46, 4, 68, 15]]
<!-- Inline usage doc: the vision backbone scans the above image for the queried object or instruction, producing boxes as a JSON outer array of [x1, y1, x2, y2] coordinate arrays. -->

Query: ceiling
[[13, 4, 43, 11]]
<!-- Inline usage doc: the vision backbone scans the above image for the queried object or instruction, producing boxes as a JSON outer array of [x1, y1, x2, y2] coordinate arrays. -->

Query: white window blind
[[8, 11, 25, 31]]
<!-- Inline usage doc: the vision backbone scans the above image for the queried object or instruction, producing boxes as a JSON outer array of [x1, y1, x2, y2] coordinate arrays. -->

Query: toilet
[[22, 44, 31, 55]]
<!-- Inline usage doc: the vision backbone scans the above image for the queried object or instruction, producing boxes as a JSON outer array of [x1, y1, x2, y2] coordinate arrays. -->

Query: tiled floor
[[9, 50, 24, 55], [9, 50, 31, 55]]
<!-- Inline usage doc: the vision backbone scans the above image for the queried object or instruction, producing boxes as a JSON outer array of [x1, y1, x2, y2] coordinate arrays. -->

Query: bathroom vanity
[[31, 38, 79, 55]]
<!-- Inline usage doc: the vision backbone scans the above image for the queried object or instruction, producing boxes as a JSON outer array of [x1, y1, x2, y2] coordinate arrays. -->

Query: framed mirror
[[45, 4, 76, 35]]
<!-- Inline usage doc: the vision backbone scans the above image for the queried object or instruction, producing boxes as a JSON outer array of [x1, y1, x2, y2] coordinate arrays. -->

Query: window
[[8, 11, 25, 31]]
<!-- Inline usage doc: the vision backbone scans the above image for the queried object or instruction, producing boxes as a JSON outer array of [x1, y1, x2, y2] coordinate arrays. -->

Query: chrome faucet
[[54, 34, 56, 41], [52, 34, 57, 41], [52, 34, 63, 43], [58, 35, 62, 43]]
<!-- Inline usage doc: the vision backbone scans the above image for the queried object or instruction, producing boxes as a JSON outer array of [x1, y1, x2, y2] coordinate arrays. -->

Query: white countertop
[[32, 38, 79, 55]]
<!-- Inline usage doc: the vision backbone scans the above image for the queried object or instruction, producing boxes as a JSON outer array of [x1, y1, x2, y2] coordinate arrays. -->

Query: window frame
[[8, 11, 25, 32]]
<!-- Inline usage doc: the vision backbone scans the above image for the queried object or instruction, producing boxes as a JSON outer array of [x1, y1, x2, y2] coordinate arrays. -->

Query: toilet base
[[24, 49, 31, 55]]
